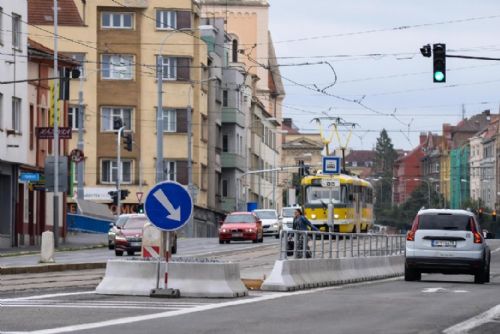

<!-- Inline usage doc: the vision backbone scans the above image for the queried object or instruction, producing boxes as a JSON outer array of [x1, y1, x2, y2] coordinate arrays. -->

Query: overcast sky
[[268, 0, 500, 151]]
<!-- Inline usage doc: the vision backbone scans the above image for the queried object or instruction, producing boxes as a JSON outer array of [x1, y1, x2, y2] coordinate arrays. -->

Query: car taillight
[[469, 219, 483, 244], [407, 216, 419, 241]]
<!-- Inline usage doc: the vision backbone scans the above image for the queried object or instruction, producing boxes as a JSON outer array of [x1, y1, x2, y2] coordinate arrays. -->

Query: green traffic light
[[434, 71, 445, 82]]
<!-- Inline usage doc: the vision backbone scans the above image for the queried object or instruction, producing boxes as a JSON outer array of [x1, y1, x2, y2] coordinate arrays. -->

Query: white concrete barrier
[[95, 259, 165, 296], [40, 231, 55, 263], [262, 255, 404, 292], [167, 262, 248, 298]]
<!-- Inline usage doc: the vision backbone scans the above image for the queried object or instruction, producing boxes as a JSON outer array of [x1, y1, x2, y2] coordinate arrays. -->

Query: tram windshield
[[305, 186, 344, 205]]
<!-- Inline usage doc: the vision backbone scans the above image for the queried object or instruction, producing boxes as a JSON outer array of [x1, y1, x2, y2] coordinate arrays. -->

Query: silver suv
[[405, 209, 491, 284]]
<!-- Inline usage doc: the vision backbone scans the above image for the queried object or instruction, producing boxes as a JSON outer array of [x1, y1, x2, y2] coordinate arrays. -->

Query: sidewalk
[[0, 232, 108, 257]]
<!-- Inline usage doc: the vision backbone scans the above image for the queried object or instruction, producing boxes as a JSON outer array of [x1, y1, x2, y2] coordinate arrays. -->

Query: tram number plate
[[321, 179, 340, 188]]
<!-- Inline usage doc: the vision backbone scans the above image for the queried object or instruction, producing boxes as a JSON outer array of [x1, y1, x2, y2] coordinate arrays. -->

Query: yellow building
[[29, 0, 209, 216]]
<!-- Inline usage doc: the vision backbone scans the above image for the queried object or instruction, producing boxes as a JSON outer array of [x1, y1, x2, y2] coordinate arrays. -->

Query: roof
[[417, 209, 474, 217], [345, 150, 375, 163], [29, 0, 84, 26], [28, 38, 78, 66]]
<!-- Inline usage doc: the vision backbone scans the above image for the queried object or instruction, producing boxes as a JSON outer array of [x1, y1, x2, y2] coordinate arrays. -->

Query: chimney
[[283, 118, 293, 128]]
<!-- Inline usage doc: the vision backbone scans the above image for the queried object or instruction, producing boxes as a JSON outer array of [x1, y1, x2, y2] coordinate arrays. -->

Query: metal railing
[[279, 230, 406, 260]]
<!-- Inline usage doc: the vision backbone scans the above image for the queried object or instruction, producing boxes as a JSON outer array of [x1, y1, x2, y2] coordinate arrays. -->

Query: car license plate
[[432, 240, 456, 248], [130, 242, 141, 247], [232, 232, 243, 237]]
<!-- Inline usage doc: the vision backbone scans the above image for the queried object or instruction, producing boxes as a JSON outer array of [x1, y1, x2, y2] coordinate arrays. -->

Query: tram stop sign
[[144, 181, 193, 232]]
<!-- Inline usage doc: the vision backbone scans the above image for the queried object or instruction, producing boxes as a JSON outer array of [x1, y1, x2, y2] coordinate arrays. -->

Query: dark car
[[114, 214, 177, 256], [219, 212, 263, 244]]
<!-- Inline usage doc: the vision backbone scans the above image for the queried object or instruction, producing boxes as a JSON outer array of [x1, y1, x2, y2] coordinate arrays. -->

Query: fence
[[280, 230, 406, 260]]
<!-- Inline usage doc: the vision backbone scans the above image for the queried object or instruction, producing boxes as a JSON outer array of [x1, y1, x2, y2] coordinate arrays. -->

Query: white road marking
[[491, 247, 500, 254], [443, 304, 500, 334], [4, 277, 402, 334], [0, 291, 95, 302], [422, 287, 447, 293]]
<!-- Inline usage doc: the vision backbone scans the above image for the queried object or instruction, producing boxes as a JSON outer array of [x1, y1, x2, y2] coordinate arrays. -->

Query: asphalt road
[[2, 241, 500, 334]]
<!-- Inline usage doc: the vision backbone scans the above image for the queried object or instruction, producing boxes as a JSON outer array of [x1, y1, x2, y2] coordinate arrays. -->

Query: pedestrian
[[292, 208, 319, 258]]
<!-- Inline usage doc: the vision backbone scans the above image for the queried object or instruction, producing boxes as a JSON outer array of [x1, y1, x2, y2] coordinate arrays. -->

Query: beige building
[[29, 0, 211, 223], [201, 0, 286, 211]]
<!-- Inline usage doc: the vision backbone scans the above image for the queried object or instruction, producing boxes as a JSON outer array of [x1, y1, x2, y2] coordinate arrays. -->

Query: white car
[[405, 209, 491, 284], [280, 207, 298, 232], [253, 209, 281, 238]]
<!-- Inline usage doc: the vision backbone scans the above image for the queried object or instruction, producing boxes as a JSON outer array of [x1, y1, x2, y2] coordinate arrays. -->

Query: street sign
[[44, 156, 68, 192], [19, 172, 40, 182], [144, 181, 193, 232], [321, 178, 340, 188], [322, 156, 341, 175], [70, 148, 84, 163], [136, 191, 144, 203], [36, 127, 72, 139]]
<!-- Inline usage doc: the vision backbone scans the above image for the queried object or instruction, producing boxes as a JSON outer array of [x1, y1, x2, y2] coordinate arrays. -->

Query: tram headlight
[[334, 214, 339, 219], [311, 214, 317, 219]]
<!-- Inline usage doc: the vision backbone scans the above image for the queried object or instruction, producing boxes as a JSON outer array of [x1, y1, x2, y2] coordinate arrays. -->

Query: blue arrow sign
[[322, 156, 341, 175], [144, 181, 193, 232]]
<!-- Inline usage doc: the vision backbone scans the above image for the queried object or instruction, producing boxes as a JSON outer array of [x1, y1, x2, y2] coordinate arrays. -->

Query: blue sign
[[144, 181, 193, 232], [19, 172, 40, 182], [322, 156, 341, 175]]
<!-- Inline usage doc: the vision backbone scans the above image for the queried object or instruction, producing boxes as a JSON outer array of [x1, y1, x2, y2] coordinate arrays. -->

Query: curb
[[0, 262, 106, 275], [0, 244, 107, 258]]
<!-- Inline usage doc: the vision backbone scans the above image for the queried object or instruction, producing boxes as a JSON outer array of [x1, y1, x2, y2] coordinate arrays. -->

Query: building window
[[159, 57, 177, 80], [68, 105, 84, 130], [101, 12, 133, 29], [222, 90, 228, 107], [232, 39, 238, 63], [101, 54, 133, 80], [164, 160, 176, 181], [101, 159, 132, 184], [101, 107, 132, 132], [66, 53, 86, 77], [12, 97, 21, 132], [223, 135, 228, 152], [201, 115, 208, 141], [12, 13, 21, 50], [156, 10, 176, 29], [161, 108, 176, 132], [222, 180, 228, 197], [202, 165, 208, 190]]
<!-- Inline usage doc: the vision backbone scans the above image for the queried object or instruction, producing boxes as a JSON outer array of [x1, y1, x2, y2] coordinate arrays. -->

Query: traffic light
[[478, 207, 484, 221], [433, 43, 446, 83], [120, 189, 130, 200], [108, 191, 118, 205], [492, 210, 496, 222], [123, 133, 133, 151], [59, 67, 80, 101], [298, 160, 305, 177], [113, 118, 123, 130], [137, 203, 144, 213]]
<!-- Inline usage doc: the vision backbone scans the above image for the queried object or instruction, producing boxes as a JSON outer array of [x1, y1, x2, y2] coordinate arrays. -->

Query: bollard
[[40, 231, 55, 263], [336, 234, 340, 259]]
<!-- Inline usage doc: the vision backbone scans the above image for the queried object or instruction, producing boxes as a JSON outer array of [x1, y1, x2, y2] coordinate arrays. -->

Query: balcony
[[221, 152, 246, 171], [222, 108, 245, 127]]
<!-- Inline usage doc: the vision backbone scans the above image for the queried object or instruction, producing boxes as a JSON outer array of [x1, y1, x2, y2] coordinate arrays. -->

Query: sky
[[268, 0, 500, 151]]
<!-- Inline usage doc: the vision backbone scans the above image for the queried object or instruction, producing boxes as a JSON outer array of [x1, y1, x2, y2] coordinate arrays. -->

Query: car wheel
[[219, 239, 224, 244], [275, 233, 280, 239], [259, 234, 264, 243], [474, 271, 485, 284], [127, 251, 135, 256], [253, 236, 258, 243], [485, 262, 490, 283], [226, 240, 231, 244], [404, 265, 421, 281], [115, 250, 123, 256], [108, 240, 114, 250]]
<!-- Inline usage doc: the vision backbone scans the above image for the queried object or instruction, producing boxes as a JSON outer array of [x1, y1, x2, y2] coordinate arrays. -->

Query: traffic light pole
[[53, 0, 60, 248], [116, 126, 125, 215]]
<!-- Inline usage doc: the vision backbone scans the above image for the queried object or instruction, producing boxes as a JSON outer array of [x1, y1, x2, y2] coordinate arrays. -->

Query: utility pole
[[77, 72, 84, 202], [53, 0, 60, 248], [156, 55, 164, 184], [116, 126, 125, 214]]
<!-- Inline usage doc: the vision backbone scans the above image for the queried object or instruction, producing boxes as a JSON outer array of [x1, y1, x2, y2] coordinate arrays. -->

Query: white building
[[469, 135, 483, 202], [0, 0, 28, 248]]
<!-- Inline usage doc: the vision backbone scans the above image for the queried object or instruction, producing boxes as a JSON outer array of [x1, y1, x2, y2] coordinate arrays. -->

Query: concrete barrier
[[40, 231, 55, 263], [95, 259, 165, 296], [167, 262, 248, 298], [262, 255, 404, 292]]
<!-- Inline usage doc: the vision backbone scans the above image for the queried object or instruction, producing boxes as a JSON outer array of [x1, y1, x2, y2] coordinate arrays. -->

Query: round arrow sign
[[144, 181, 193, 232]]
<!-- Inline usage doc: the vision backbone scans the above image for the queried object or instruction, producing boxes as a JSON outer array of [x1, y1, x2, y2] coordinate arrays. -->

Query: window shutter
[[177, 11, 191, 29], [176, 108, 188, 133], [176, 58, 190, 81], [176, 161, 188, 185]]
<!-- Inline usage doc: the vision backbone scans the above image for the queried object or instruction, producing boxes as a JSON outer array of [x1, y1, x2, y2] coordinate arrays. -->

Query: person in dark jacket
[[292, 209, 319, 258]]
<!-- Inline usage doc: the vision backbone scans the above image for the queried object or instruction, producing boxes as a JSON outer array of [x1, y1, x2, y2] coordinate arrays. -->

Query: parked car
[[108, 214, 130, 249], [281, 206, 298, 232], [219, 212, 263, 244], [405, 209, 491, 284], [253, 209, 281, 238], [113, 214, 177, 256]]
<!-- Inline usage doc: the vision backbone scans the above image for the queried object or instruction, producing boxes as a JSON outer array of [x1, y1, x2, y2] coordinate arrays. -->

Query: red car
[[219, 212, 263, 244]]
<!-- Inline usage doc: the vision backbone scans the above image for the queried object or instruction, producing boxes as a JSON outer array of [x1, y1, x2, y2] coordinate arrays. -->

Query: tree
[[373, 129, 398, 217]]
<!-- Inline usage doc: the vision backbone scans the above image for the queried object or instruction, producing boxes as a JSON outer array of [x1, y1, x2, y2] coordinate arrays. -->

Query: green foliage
[[374, 129, 398, 176]]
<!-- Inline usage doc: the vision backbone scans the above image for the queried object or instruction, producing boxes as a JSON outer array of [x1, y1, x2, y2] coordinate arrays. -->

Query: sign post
[[322, 157, 341, 231], [144, 181, 193, 290]]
